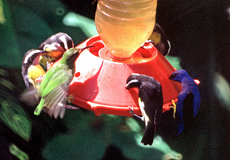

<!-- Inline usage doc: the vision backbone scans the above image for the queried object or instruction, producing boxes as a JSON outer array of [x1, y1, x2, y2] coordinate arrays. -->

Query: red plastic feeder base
[[69, 36, 181, 116]]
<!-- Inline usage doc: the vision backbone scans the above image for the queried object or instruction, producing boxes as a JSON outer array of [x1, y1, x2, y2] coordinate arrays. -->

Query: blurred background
[[0, 0, 230, 159]]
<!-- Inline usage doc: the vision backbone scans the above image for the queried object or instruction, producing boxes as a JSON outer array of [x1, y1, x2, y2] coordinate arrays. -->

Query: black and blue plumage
[[169, 69, 201, 135]]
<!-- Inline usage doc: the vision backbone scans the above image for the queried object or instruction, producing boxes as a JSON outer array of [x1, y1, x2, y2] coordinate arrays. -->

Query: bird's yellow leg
[[170, 99, 176, 119]]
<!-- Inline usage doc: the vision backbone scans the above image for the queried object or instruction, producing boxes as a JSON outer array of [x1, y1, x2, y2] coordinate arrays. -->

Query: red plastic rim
[[67, 35, 182, 116]]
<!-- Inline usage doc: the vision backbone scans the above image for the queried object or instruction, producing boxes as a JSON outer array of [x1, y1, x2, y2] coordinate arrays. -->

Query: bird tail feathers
[[43, 84, 68, 119], [34, 98, 45, 116], [141, 121, 155, 145], [177, 122, 185, 136]]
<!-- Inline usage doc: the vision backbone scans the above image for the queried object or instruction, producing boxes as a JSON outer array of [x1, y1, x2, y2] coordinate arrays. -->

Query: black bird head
[[126, 73, 163, 103], [39, 32, 74, 60], [22, 49, 49, 66], [42, 44, 66, 60], [125, 73, 141, 90]]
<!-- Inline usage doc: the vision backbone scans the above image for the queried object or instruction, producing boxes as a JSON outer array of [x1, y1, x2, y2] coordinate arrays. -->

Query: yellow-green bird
[[34, 47, 92, 118], [22, 32, 74, 88]]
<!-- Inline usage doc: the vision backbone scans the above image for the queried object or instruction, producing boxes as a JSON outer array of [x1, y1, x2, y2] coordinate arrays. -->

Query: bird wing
[[40, 64, 72, 97], [138, 98, 146, 122], [192, 87, 201, 118], [34, 68, 72, 118], [43, 84, 69, 119], [138, 85, 163, 146], [139, 95, 157, 146], [39, 62, 59, 91]]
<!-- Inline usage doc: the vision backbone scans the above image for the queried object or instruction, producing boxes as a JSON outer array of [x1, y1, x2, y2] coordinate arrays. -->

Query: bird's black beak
[[80, 45, 95, 51], [169, 72, 179, 80], [169, 74, 175, 80], [41, 50, 50, 54], [75, 46, 95, 55]]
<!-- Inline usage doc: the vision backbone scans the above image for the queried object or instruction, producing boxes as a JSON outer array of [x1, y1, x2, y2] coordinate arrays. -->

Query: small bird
[[22, 49, 49, 88], [143, 23, 171, 56], [39, 32, 74, 60], [126, 73, 163, 145], [22, 32, 74, 88], [169, 69, 201, 135], [34, 47, 92, 119]]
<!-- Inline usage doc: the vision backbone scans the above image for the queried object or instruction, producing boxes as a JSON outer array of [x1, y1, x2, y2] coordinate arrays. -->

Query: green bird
[[34, 47, 92, 118]]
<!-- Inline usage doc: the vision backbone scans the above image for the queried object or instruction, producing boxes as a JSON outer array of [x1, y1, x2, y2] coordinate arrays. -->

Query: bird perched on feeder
[[34, 47, 92, 119], [22, 49, 48, 88], [143, 23, 171, 56], [169, 69, 201, 135], [126, 73, 163, 145], [22, 32, 74, 88], [39, 32, 74, 60]]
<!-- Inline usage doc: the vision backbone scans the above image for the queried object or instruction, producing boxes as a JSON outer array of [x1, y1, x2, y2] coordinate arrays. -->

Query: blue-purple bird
[[169, 69, 201, 135], [126, 73, 163, 145]]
